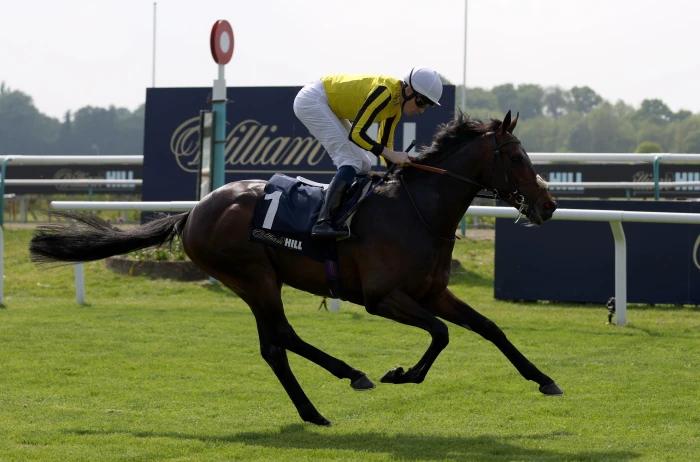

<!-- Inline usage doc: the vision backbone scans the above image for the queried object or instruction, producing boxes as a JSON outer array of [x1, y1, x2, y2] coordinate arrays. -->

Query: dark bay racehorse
[[30, 111, 562, 426]]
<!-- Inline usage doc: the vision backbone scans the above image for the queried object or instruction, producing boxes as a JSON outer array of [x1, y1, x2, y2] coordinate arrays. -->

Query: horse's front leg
[[366, 290, 449, 384], [427, 289, 563, 395]]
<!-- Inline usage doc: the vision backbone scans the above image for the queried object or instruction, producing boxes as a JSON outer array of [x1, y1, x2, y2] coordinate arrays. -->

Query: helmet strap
[[401, 76, 417, 113]]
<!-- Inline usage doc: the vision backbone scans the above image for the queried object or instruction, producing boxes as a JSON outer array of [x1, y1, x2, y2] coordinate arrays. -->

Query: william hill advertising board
[[142, 86, 455, 201]]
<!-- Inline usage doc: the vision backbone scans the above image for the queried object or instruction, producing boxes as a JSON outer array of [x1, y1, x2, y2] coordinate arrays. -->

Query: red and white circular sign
[[210, 20, 234, 65]]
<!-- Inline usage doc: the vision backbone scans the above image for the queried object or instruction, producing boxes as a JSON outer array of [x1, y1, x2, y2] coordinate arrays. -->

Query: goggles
[[414, 93, 435, 108]]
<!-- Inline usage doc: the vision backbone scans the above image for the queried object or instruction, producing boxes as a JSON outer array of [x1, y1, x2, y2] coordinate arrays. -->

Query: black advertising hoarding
[[494, 200, 700, 305], [141, 85, 456, 201]]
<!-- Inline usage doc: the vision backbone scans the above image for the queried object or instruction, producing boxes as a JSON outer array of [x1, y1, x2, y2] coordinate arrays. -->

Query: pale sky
[[2, 0, 699, 119]]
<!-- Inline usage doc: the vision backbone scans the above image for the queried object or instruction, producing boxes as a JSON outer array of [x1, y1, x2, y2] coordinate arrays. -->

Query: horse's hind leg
[[254, 316, 331, 426], [428, 289, 563, 395], [222, 274, 372, 425], [253, 300, 374, 390], [282, 330, 375, 390]]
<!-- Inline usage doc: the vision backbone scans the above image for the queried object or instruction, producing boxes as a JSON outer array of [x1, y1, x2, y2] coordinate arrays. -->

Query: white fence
[[529, 153, 700, 163], [0, 155, 143, 304], [0, 155, 143, 165], [50, 200, 700, 326], [3, 153, 700, 323]]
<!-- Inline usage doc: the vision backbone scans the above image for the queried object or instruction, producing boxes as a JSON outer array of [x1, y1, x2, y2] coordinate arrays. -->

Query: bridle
[[397, 132, 533, 240]]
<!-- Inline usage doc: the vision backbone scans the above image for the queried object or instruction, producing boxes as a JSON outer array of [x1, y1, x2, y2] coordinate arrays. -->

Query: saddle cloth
[[249, 173, 377, 261]]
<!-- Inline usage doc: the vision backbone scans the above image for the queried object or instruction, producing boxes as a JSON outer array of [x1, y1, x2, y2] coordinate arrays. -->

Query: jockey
[[293, 67, 443, 238]]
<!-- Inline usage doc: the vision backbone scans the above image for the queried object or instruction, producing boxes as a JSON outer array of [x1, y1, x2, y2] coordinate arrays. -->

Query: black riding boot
[[312, 166, 355, 238]]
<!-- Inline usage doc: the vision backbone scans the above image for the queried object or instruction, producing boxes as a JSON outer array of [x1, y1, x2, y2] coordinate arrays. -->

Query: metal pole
[[609, 221, 627, 326], [652, 155, 661, 200], [152, 2, 157, 87], [461, 0, 468, 111], [459, 0, 469, 229], [212, 64, 227, 189]]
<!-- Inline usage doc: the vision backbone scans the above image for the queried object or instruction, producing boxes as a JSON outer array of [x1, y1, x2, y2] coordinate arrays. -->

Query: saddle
[[250, 173, 379, 261], [249, 173, 380, 299]]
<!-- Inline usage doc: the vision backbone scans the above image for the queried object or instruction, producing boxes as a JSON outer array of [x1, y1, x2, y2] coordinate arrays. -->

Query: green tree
[[682, 131, 700, 153], [464, 87, 498, 111], [69, 105, 143, 154], [516, 84, 544, 119], [672, 109, 692, 122], [0, 85, 60, 154], [517, 116, 558, 151], [569, 86, 603, 113], [543, 87, 570, 118], [587, 103, 636, 152], [635, 141, 663, 153], [492, 83, 518, 113], [636, 122, 669, 151], [115, 104, 145, 154], [568, 120, 593, 152], [636, 98, 674, 124]]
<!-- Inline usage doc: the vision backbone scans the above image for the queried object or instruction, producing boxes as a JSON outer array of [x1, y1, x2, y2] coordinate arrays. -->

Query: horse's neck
[[405, 157, 482, 237]]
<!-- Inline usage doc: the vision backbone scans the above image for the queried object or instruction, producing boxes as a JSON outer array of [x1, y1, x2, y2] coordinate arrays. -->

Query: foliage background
[[2, 81, 700, 156]]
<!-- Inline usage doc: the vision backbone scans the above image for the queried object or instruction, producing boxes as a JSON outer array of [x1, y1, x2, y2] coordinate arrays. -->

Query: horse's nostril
[[544, 200, 557, 211]]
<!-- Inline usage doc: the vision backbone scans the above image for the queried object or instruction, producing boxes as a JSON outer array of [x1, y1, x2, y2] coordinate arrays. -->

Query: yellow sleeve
[[377, 115, 398, 152], [349, 86, 391, 156]]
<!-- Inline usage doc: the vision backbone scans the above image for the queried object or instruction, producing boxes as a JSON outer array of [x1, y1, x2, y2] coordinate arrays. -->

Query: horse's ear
[[509, 112, 519, 133], [500, 110, 512, 134]]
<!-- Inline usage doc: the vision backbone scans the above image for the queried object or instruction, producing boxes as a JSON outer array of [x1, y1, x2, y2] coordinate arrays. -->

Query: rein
[[405, 134, 526, 203], [398, 173, 456, 242], [398, 133, 530, 240]]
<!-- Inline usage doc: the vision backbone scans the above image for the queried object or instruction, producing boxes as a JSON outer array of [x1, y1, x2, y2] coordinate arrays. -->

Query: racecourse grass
[[1, 227, 698, 461]]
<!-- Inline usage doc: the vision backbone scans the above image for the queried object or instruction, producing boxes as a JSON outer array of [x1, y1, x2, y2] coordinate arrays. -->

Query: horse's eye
[[510, 155, 524, 164]]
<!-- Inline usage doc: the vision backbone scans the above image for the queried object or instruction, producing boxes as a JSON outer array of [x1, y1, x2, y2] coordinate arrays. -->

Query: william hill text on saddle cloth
[[293, 67, 444, 239]]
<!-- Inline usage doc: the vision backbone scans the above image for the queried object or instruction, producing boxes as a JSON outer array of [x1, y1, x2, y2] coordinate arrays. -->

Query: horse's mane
[[413, 112, 503, 163]]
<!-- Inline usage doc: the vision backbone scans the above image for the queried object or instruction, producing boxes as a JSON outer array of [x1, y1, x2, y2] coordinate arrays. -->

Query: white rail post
[[74, 263, 85, 305], [609, 221, 627, 326]]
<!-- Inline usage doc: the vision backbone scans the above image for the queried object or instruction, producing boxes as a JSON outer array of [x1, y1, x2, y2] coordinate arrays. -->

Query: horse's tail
[[29, 211, 190, 264]]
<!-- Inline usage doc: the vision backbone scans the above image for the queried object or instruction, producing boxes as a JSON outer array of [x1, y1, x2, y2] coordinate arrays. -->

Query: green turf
[[1, 227, 698, 461]]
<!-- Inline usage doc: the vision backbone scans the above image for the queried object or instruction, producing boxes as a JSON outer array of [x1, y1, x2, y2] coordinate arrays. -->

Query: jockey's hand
[[382, 149, 410, 166]]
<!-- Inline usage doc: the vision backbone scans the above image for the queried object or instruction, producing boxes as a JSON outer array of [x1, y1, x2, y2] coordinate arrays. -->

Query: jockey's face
[[403, 88, 429, 116]]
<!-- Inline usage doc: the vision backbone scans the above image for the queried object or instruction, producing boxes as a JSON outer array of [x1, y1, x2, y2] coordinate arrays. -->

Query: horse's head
[[482, 111, 557, 225]]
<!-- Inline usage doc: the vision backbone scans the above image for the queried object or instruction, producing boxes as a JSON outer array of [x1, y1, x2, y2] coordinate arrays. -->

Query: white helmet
[[405, 67, 442, 106]]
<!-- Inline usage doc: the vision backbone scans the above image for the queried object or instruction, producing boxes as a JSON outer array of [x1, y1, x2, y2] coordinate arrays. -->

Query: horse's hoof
[[351, 374, 375, 390], [304, 414, 332, 426], [380, 366, 405, 384], [539, 382, 563, 396]]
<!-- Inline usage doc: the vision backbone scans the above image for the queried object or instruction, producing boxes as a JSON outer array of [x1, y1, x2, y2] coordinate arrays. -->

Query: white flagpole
[[152, 2, 157, 87], [461, 0, 468, 111]]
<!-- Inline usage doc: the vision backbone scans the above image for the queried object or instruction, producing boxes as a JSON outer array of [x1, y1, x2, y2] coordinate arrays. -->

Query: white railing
[[4, 179, 142, 186], [49, 201, 700, 326], [0, 155, 143, 165], [548, 181, 700, 190], [529, 153, 700, 164], [5, 153, 698, 164], [5, 152, 700, 311], [51, 201, 193, 211], [0, 155, 144, 305]]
